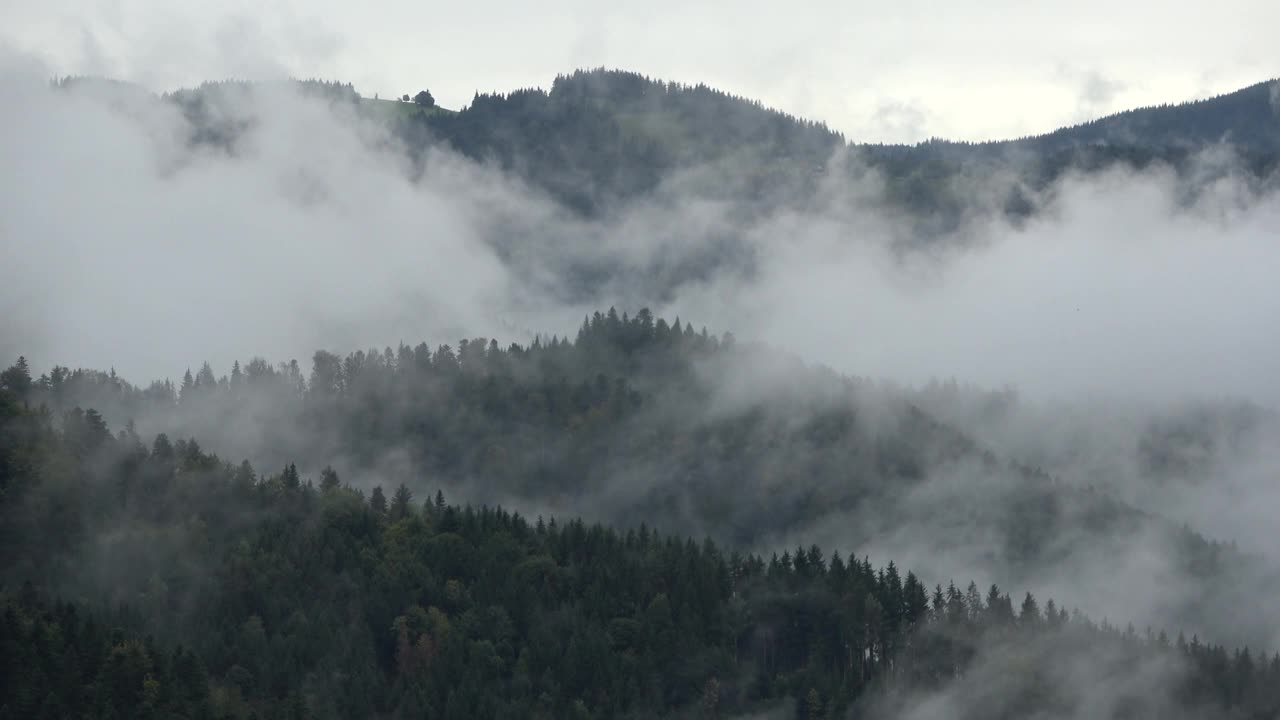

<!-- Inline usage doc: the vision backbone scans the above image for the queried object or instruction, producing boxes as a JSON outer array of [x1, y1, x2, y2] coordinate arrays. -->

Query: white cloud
[[3, 0, 1277, 142]]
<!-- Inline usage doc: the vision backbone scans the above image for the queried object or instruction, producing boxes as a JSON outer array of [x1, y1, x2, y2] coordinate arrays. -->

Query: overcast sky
[[4, 0, 1278, 143]]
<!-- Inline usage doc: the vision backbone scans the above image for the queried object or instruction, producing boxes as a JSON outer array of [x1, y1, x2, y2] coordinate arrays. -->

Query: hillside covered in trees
[[3, 360, 1280, 718], [10, 65, 1280, 718], [6, 308, 1280, 716], [7, 311, 1217, 561], [66, 69, 1280, 225], [392, 70, 1280, 220], [42, 70, 1280, 310]]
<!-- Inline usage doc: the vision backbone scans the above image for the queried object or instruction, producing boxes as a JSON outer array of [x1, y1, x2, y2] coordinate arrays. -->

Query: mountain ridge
[[58, 69, 1280, 149]]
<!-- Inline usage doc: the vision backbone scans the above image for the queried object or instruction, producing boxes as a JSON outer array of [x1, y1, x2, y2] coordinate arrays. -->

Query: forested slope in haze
[[2, 370, 1279, 719], [14, 311, 1280, 654], [47, 70, 1280, 310], [75, 69, 1280, 225], [10, 68, 1280, 719], [393, 70, 1280, 220]]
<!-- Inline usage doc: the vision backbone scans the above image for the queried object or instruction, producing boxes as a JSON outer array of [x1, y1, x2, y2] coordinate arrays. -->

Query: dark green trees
[[0, 357, 31, 398], [2, 394, 1279, 717], [5, 320, 1280, 717]]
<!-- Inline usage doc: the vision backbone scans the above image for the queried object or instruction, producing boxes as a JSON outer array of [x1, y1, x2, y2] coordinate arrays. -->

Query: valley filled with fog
[[3, 30, 1280, 719]]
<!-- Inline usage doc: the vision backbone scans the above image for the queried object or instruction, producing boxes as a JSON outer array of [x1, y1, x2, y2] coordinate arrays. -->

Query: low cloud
[[1055, 66, 1128, 122], [6, 51, 1280, 665]]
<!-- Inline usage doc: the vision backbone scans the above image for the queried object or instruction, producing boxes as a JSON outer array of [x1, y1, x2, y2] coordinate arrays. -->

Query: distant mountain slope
[[65, 69, 1278, 221], [395, 69, 1280, 220], [1019, 80, 1280, 154], [20, 310, 1279, 649], [397, 68, 845, 214], [882, 79, 1280, 210]]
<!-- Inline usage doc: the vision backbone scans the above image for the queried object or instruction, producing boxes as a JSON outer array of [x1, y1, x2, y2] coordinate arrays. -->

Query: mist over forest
[[3, 33, 1280, 719]]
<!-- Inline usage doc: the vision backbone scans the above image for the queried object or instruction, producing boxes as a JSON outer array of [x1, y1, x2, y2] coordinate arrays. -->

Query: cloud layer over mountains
[[5, 55, 1280, 660], [4, 62, 1280, 408]]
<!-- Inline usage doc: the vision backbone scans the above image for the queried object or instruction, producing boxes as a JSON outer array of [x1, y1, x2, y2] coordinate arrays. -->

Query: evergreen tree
[[0, 357, 32, 397], [390, 484, 413, 520], [320, 465, 340, 492]]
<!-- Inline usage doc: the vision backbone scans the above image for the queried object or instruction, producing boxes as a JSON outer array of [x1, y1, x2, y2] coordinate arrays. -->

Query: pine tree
[[320, 466, 340, 492], [151, 433, 174, 461], [1, 356, 32, 397], [230, 360, 244, 393], [179, 369, 195, 404], [195, 362, 216, 388], [1020, 592, 1040, 625], [234, 460, 256, 491], [390, 484, 413, 520]]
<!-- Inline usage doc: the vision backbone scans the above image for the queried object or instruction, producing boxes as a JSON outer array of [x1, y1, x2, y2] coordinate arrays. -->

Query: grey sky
[[3, 0, 1278, 142]]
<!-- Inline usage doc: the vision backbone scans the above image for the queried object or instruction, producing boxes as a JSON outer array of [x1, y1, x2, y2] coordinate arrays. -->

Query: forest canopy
[[3, 308, 1279, 718]]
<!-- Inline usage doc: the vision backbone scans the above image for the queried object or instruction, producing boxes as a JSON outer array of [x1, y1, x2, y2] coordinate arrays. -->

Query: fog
[[674, 164, 1280, 406], [0, 63, 557, 381], [5, 62, 1280, 411], [5, 49, 1280, 703], [862, 625, 1210, 719]]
